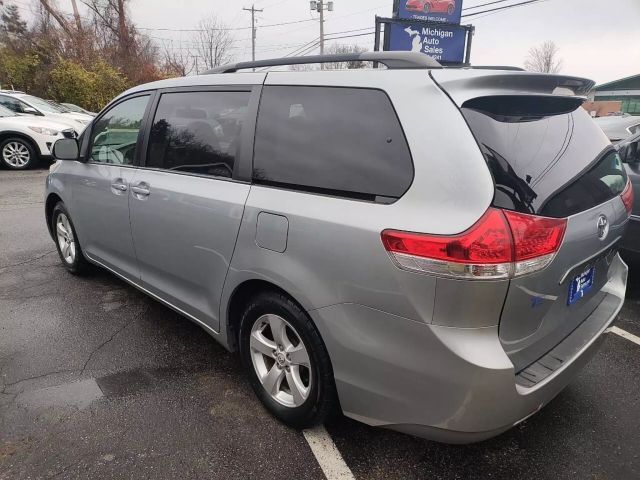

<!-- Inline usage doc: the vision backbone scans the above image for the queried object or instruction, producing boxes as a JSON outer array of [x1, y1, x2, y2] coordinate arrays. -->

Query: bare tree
[[323, 43, 369, 70], [524, 41, 562, 74], [160, 40, 194, 77], [288, 44, 369, 71], [193, 16, 233, 71]]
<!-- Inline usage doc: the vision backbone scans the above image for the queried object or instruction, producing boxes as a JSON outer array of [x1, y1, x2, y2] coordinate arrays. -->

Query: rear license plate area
[[567, 266, 595, 306]]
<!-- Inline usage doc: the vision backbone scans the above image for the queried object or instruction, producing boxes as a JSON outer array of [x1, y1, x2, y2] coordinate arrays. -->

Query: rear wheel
[[239, 291, 337, 428], [0, 137, 37, 170], [423, 2, 431, 13], [52, 202, 89, 274], [447, 3, 454, 14]]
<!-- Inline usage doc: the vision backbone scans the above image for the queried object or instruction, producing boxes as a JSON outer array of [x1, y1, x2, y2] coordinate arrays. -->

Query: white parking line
[[607, 326, 640, 346], [303, 425, 356, 480]]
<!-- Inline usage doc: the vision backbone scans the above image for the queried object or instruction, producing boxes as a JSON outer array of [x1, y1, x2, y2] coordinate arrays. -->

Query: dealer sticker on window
[[568, 266, 595, 306]]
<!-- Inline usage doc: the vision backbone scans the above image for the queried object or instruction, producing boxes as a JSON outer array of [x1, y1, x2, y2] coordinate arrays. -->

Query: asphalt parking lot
[[1, 167, 639, 480]]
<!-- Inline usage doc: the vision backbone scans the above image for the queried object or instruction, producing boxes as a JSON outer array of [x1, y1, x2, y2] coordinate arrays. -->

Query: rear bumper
[[310, 254, 627, 444]]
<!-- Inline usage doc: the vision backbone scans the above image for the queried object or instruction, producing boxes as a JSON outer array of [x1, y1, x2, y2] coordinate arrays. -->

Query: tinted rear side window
[[147, 91, 250, 178], [462, 101, 627, 217], [253, 86, 413, 201]]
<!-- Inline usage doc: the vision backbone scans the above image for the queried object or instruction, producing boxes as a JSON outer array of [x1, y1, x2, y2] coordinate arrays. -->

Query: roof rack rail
[[202, 52, 442, 74]]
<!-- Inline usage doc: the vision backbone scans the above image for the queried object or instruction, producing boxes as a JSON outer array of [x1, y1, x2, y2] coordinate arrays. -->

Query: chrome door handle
[[131, 184, 150, 196], [110, 179, 128, 194]]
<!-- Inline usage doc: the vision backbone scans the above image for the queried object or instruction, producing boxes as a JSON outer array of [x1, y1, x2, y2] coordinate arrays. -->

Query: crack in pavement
[[79, 304, 150, 376], [0, 250, 57, 272], [1, 369, 78, 394]]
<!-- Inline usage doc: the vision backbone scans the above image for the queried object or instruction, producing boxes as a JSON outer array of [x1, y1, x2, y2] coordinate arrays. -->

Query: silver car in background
[[44, 53, 632, 443]]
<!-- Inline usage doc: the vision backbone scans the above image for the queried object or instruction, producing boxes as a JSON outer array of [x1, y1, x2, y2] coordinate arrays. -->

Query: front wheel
[[423, 2, 431, 13], [447, 3, 455, 15], [0, 137, 37, 170], [51, 202, 89, 274], [239, 291, 337, 428]]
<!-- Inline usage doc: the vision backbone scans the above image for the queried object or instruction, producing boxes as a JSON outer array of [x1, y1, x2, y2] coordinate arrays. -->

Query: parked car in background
[[45, 52, 631, 443], [616, 132, 640, 258], [61, 102, 97, 117], [594, 115, 640, 143], [406, 0, 456, 14], [0, 92, 91, 132], [0, 104, 76, 169]]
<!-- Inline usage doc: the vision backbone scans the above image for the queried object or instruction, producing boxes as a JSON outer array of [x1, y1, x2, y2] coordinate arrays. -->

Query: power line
[[462, 0, 515, 11], [462, 0, 548, 17], [137, 17, 315, 33]]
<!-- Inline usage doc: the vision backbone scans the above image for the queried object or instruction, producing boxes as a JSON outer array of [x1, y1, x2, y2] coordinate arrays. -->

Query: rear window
[[462, 100, 627, 218], [253, 86, 413, 202]]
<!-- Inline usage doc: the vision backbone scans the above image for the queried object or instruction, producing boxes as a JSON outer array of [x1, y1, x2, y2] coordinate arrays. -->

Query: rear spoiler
[[430, 69, 595, 107]]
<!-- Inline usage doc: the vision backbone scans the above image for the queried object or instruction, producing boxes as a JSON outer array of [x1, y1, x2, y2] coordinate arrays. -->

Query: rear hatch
[[431, 69, 630, 372]]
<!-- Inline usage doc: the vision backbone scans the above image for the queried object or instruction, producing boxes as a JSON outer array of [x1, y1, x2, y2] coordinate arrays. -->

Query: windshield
[[46, 100, 71, 113], [20, 95, 68, 114], [0, 105, 17, 117]]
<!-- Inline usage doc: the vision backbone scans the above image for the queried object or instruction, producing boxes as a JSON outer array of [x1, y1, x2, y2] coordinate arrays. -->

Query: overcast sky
[[16, 0, 640, 84]]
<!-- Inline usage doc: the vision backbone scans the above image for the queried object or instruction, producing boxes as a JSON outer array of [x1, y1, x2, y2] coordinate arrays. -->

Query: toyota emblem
[[596, 215, 609, 240]]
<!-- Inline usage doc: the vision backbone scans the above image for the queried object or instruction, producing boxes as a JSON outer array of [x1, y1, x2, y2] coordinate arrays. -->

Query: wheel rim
[[423, 3, 430, 12], [249, 314, 312, 408], [3, 141, 30, 167], [56, 213, 76, 264]]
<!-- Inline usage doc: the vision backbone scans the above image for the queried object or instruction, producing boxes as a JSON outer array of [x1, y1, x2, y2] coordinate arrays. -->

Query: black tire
[[423, 2, 431, 13], [0, 137, 38, 170], [447, 3, 454, 15], [239, 291, 337, 428], [51, 202, 89, 275]]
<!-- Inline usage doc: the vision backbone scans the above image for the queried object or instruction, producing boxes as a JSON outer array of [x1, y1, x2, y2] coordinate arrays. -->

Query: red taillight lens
[[503, 210, 567, 261], [621, 179, 634, 215], [382, 209, 512, 264], [382, 208, 567, 280]]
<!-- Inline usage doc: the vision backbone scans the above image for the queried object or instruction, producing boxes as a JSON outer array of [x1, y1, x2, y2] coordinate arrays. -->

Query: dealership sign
[[388, 23, 466, 63], [397, 0, 463, 24], [385, 0, 468, 64]]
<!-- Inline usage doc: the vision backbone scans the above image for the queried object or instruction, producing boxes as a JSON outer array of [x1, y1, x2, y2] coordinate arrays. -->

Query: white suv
[[0, 104, 76, 169], [0, 92, 91, 132]]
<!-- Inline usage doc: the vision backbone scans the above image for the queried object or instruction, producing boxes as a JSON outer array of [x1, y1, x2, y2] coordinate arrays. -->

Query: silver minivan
[[45, 53, 632, 443]]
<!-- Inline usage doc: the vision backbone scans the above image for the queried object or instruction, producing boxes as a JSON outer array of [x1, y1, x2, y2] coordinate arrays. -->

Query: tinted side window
[[253, 86, 413, 200], [146, 91, 250, 178], [462, 104, 624, 217], [0, 96, 27, 113], [90, 95, 149, 165]]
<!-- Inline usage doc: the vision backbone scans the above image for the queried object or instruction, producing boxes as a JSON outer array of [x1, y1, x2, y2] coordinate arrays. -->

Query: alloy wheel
[[3, 141, 30, 168], [56, 213, 76, 264], [249, 314, 312, 408]]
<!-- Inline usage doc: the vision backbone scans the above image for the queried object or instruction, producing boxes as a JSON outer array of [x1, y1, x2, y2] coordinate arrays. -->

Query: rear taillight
[[621, 179, 634, 215], [381, 208, 567, 280]]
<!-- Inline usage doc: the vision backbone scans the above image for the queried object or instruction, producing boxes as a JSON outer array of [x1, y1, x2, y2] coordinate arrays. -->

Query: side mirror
[[52, 138, 79, 161], [23, 106, 40, 115], [621, 141, 640, 164]]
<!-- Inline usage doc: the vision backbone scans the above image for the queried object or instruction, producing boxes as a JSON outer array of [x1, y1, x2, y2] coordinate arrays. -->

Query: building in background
[[589, 74, 640, 116]]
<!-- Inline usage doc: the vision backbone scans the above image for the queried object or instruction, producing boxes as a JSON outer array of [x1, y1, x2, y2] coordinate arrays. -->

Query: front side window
[[0, 95, 29, 114], [90, 95, 149, 165], [253, 86, 413, 201], [146, 91, 250, 178]]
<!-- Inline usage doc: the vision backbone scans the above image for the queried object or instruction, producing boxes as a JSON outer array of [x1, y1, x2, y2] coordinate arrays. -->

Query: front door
[[129, 88, 255, 331], [70, 94, 151, 281]]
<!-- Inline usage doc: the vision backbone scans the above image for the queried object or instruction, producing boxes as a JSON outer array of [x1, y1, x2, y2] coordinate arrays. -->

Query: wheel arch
[[224, 278, 310, 352], [0, 131, 42, 156], [45, 192, 63, 239]]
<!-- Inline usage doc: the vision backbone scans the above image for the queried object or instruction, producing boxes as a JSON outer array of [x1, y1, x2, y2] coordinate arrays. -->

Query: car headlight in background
[[28, 126, 59, 136]]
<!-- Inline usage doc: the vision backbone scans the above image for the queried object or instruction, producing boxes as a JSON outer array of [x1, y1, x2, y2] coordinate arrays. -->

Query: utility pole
[[243, 4, 263, 70], [310, 1, 333, 69]]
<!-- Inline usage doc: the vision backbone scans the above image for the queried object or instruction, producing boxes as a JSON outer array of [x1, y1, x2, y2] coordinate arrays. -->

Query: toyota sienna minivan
[[45, 52, 632, 443]]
